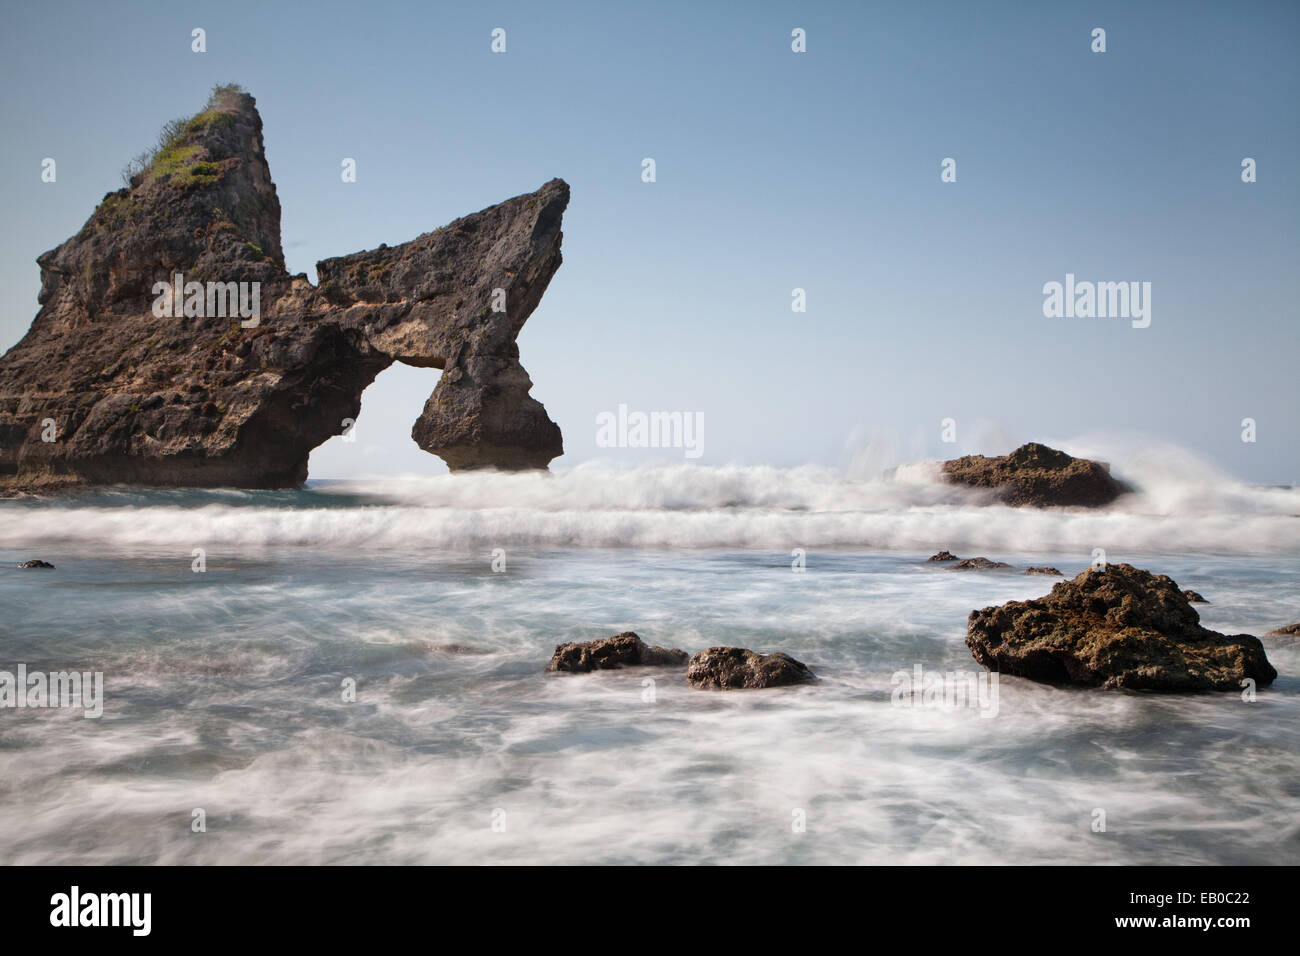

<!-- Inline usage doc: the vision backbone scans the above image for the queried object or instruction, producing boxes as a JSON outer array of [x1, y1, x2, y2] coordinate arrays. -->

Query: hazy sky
[[1, 0, 1296, 482]]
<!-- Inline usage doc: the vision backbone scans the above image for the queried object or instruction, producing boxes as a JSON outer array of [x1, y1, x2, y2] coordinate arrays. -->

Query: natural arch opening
[[307, 362, 445, 480]]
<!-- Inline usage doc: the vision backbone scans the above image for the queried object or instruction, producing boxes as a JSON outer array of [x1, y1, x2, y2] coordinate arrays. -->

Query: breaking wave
[[3, 446, 1297, 555]]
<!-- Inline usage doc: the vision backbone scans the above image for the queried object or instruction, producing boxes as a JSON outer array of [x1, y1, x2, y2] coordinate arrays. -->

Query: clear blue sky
[[2, 0, 1296, 481]]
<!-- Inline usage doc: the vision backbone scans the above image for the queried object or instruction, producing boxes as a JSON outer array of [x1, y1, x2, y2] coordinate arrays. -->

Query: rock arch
[[0, 91, 567, 492]]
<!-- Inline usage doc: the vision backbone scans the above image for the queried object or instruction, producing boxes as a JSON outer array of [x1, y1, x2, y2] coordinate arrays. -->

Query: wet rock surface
[[686, 646, 815, 689], [966, 563, 1277, 691], [547, 632, 688, 673], [942, 442, 1128, 508], [950, 557, 1012, 570]]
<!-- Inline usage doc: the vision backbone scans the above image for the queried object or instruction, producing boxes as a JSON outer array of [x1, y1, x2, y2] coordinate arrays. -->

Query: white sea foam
[[2, 507, 1296, 864], [2, 452, 1297, 554]]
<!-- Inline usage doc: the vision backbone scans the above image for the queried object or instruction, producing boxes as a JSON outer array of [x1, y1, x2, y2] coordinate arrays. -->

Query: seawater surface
[[1, 461, 1298, 864]]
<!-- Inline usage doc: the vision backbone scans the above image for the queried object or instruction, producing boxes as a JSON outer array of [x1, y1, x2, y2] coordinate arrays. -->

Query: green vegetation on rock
[[119, 83, 245, 189]]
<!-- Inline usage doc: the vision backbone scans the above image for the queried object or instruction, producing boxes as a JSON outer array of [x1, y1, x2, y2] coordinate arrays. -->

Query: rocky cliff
[[0, 87, 567, 491]]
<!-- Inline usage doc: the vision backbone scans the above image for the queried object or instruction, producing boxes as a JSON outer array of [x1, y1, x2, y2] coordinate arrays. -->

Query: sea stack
[[0, 87, 568, 492]]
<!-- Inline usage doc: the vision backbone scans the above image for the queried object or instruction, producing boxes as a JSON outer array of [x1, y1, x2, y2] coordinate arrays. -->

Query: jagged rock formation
[[546, 632, 689, 673], [686, 647, 816, 689], [966, 563, 1277, 691], [0, 88, 567, 491], [943, 442, 1128, 507]]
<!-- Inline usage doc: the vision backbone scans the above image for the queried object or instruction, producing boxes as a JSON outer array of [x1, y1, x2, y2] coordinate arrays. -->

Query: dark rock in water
[[928, 551, 959, 562], [17, 559, 55, 569], [686, 647, 815, 689], [0, 87, 569, 492], [1182, 590, 1209, 604], [1025, 566, 1063, 576], [547, 632, 687, 673], [942, 442, 1128, 508], [1265, 622, 1300, 637], [966, 563, 1276, 692], [950, 557, 1012, 570]]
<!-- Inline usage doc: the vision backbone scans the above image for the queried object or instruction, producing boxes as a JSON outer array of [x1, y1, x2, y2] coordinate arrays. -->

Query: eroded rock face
[[686, 647, 815, 689], [547, 632, 688, 673], [943, 443, 1128, 508], [0, 90, 567, 491], [966, 563, 1276, 691]]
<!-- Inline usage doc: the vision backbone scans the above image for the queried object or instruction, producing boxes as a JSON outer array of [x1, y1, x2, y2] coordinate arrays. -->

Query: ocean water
[[1, 460, 1298, 865]]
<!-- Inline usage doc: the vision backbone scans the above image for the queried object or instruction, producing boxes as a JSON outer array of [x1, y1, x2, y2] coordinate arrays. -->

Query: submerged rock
[[950, 557, 1012, 570], [927, 551, 959, 562], [17, 559, 55, 569], [942, 442, 1128, 508], [686, 647, 815, 689], [1025, 566, 1063, 576], [1265, 623, 1300, 637], [1183, 590, 1209, 604], [0, 87, 569, 492], [966, 563, 1276, 692], [547, 632, 687, 673]]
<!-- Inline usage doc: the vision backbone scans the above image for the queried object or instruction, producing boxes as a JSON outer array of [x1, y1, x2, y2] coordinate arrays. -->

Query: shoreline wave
[[1, 460, 1296, 555]]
